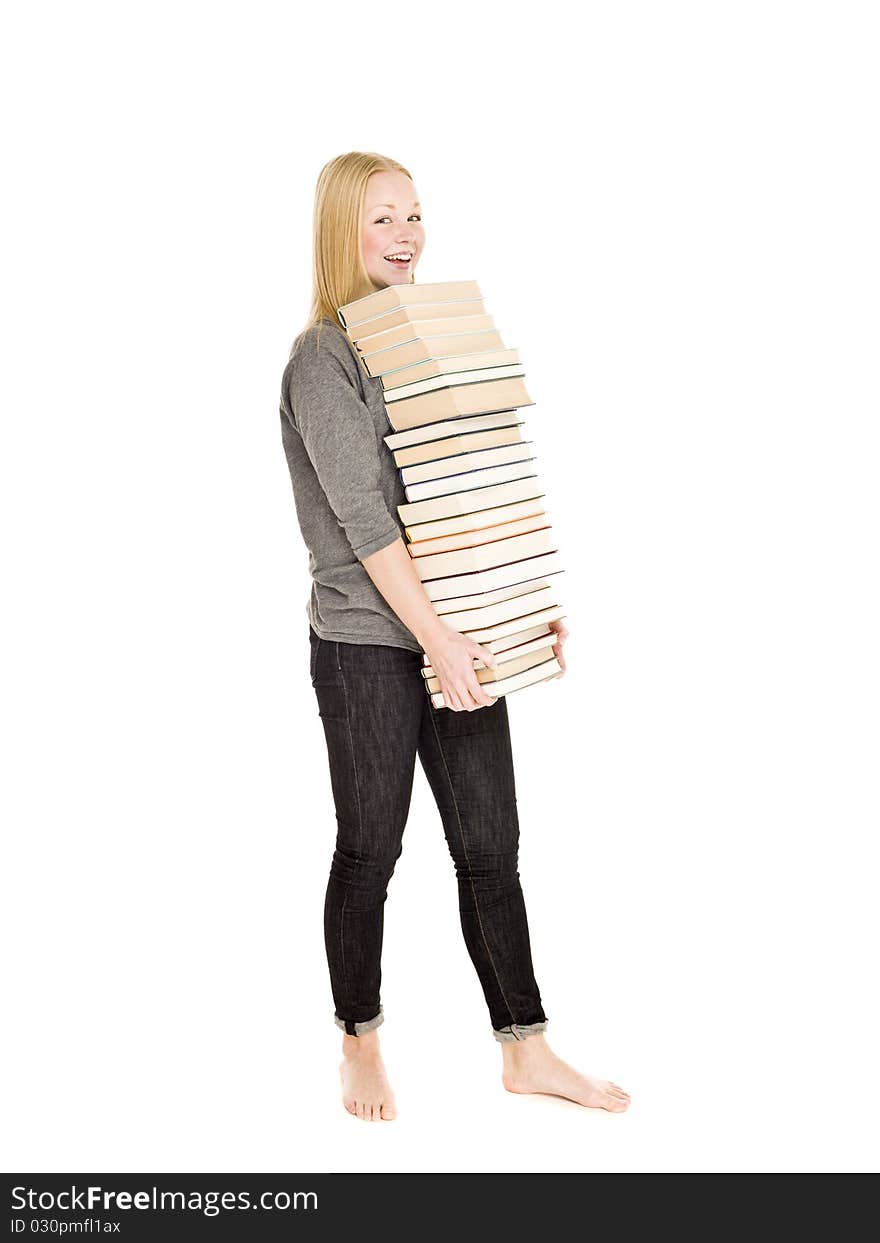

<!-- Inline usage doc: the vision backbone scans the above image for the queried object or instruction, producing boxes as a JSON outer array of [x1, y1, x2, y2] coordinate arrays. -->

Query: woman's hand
[[422, 620, 500, 712], [548, 617, 569, 677]]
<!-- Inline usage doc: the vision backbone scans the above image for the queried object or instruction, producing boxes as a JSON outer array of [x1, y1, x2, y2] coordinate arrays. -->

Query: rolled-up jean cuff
[[492, 1019, 549, 1043], [334, 1006, 384, 1036]]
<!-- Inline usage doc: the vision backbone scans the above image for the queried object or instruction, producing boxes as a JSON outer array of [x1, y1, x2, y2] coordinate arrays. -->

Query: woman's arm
[[361, 537, 503, 712]]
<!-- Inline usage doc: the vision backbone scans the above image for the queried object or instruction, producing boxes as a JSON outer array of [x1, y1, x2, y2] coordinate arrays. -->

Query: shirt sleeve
[[286, 337, 402, 561]]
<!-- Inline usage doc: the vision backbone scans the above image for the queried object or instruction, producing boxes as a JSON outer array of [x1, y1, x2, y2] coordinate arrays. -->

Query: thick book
[[400, 441, 533, 487], [419, 619, 562, 667], [384, 361, 525, 402], [403, 454, 538, 502], [385, 376, 534, 433], [380, 347, 522, 396], [392, 425, 524, 469], [336, 280, 483, 330], [398, 476, 546, 529], [384, 410, 524, 453], [431, 576, 559, 616], [354, 313, 495, 356], [405, 495, 547, 543], [421, 627, 557, 677], [424, 643, 556, 695], [439, 584, 560, 634], [408, 510, 549, 559], [464, 604, 567, 645], [413, 528, 556, 583], [429, 655, 562, 710], [361, 326, 502, 378], [421, 551, 564, 603], [341, 298, 488, 340]]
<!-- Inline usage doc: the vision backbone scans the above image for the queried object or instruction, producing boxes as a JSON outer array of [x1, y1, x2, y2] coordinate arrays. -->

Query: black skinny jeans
[[308, 625, 549, 1043]]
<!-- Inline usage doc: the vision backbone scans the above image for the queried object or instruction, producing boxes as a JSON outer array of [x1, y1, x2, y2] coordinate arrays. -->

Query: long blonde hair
[[294, 151, 416, 354]]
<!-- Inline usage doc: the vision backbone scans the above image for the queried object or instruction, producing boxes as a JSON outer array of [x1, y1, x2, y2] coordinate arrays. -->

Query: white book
[[400, 442, 533, 487], [404, 458, 538, 504], [432, 578, 555, 616], [421, 551, 563, 603], [384, 410, 525, 452], [430, 655, 562, 710], [343, 296, 484, 333], [384, 363, 526, 403], [421, 630, 557, 678], [405, 495, 546, 544], [439, 584, 559, 633], [480, 620, 561, 655], [464, 604, 567, 644], [398, 476, 545, 527], [414, 528, 555, 583]]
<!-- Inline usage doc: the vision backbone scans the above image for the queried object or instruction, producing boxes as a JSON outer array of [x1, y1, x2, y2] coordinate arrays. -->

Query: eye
[[374, 214, 422, 223]]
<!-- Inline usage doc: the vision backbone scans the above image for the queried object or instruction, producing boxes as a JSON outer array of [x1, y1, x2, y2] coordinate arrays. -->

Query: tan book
[[408, 511, 549, 559], [387, 376, 533, 432], [432, 577, 557, 616], [425, 645, 553, 695], [430, 654, 562, 710], [342, 298, 488, 341], [393, 425, 524, 469], [473, 620, 560, 657], [380, 348, 521, 394], [464, 604, 567, 645], [422, 552, 564, 603], [398, 476, 545, 527], [384, 410, 524, 452], [355, 314, 496, 359], [404, 457, 537, 503], [385, 362, 525, 402], [405, 495, 546, 543], [336, 280, 483, 330], [421, 628, 556, 677], [421, 620, 558, 666], [439, 584, 559, 633], [401, 442, 534, 487], [363, 329, 504, 379], [414, 528, 556, 583]]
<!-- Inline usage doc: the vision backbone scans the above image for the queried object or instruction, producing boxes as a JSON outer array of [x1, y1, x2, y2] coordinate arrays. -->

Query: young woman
[[279, 151, 630, 1122]]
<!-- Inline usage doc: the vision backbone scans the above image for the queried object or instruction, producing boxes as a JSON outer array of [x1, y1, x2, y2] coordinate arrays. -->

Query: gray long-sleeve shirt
[[279, 315, 423, 652]]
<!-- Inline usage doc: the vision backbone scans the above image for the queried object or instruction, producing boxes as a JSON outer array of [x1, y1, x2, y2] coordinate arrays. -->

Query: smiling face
[[360, 169, 425, 289]]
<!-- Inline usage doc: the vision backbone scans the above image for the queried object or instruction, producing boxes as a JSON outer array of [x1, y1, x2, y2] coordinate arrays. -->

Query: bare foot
[[501, 1033, 630, 1112], [339, 1029, 397, 1121]]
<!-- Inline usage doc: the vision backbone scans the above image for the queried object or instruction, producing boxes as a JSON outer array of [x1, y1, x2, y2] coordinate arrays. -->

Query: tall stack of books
[[336, 280, 566, 710]]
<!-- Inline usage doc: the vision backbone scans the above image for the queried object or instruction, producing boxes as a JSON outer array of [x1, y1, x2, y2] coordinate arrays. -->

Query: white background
[[3, 0, 878, 1174]]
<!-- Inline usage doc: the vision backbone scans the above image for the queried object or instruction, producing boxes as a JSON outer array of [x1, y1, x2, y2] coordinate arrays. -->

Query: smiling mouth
[[385, 253, 413, 263]]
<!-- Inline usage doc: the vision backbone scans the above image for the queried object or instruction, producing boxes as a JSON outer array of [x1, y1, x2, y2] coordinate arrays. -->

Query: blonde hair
[[293, 151, 416, 354]]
